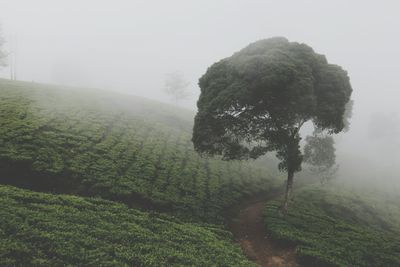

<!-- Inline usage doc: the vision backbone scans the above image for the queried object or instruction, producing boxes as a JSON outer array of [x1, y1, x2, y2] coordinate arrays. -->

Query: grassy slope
[[0, 79, 278, 222], [264, 185, 400, 267], [0, 184, 255, 266]]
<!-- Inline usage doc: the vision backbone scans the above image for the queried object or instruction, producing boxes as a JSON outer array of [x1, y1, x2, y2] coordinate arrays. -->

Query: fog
[[1, 0, 399, 192]]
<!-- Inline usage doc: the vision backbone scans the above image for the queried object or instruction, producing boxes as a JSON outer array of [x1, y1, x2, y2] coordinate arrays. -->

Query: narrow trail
[[229, 198, 299, 267]]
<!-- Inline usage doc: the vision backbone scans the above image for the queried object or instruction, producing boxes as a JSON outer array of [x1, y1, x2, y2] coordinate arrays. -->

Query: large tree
[[192, 37, 352, 213]]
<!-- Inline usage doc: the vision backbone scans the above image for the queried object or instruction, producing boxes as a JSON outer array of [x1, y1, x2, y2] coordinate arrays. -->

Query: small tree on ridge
[[164, 71, 190, 103]]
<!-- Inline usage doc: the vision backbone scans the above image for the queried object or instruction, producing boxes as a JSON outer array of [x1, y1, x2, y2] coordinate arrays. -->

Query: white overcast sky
[[0, 0, 399, 169]]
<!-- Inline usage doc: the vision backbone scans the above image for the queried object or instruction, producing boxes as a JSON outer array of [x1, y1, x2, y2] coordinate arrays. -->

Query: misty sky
[[1, 0, 400, 177]]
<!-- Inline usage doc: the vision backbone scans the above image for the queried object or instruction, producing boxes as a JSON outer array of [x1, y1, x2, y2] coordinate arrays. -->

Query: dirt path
[[229, 198, 299, 267]]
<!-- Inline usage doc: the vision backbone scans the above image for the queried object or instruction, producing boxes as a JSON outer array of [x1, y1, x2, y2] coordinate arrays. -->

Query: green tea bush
[[0, 79, 277, 222], [264, 185, 400, 267], [0, 184, 255, 266]]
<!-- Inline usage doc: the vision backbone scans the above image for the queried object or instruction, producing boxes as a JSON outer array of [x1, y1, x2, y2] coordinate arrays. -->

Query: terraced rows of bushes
[[0, 184, 255, 266], [0, 79, 277, 222], [264, 185, 400, 267]]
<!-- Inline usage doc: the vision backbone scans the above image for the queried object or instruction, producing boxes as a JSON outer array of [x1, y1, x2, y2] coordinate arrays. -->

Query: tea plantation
[[0, 79, 277, 222], [0, 184, 256, 266], [264, 185, 400, 267]]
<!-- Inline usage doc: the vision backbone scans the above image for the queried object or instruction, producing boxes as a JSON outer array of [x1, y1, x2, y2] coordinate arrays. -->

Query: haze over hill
[[1, 0, 399, 193], [1, 2, 400, 266]]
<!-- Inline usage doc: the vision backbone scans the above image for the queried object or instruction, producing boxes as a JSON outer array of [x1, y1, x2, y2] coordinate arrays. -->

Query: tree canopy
[[192, 37, 352, 211], [304, 132, 338, 183], [304, 133, 336, 170]]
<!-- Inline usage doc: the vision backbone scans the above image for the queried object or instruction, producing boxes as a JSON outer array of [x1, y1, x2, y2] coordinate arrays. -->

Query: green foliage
[[193, 37, 352, 175], [264, 185, 400, 267], [0, 79, 276, 222], [304, 133, 335, 169], [303, 133, 338, 183], [0, 185, 255, 266]]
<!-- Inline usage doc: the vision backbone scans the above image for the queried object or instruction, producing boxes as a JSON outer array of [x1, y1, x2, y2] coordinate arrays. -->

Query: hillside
[[264, 185, 400, 267], [0, 184, 255, 266], [2, 79, 399, 267], [0, 79, 278, 222]]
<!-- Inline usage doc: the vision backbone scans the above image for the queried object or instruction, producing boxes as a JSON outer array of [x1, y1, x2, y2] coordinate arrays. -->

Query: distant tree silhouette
[[164, 71, 190, 103], [0, 26, 7, 69], [368, 112, 400, 140], [367, 112, 400, 160]]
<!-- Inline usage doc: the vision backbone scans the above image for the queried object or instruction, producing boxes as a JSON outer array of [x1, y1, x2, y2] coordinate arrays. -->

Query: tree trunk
[[282, 170, 294, 214]]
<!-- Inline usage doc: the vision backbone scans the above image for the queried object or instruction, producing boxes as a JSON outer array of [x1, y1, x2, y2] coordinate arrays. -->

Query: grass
[[0, 184, 256, 266], [264, 184, 400, 267], [0, 79, 278, 222]]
